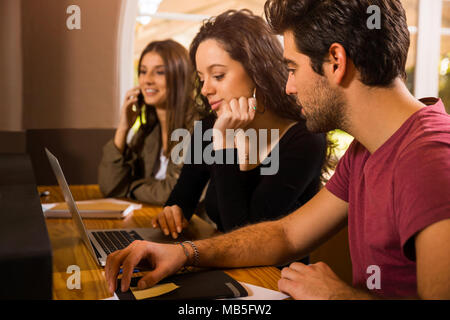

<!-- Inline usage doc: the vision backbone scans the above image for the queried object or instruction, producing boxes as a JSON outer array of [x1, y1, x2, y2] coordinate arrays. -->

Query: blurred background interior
[[1, 0, 448, 184], [0, 0, 448, 285]]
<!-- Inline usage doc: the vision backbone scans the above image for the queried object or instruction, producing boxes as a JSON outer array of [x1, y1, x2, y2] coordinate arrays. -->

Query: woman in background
[[98, 39, 197, 205]]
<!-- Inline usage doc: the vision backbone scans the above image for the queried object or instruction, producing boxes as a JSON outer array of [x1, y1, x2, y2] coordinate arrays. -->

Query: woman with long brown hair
[[152, 10, 333, 242], [98, 39, 196, 205]]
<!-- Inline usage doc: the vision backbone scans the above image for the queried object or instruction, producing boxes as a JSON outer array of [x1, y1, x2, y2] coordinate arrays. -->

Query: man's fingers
[[105, 249, 129, 294], [277, 278, 295, 297], [312, 261, 331, 271], [288, 262, 307, 272], [137, 265, 169, 290], [280, 266, 303, 282], [120, 248, 146, 292]]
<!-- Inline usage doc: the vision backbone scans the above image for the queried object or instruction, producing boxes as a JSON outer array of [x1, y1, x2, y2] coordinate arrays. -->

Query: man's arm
[[416, 219, 450, 299], [276, 210, 450, 300], [186, 187, 349, 268], [106, 187, 349, 293]]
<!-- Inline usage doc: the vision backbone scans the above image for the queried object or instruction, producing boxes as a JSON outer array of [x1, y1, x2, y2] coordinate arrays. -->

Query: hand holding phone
[[119, 86, 142, 131]]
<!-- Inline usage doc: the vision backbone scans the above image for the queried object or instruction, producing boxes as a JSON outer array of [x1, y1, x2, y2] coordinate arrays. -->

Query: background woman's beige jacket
[[98, 123, 182, 205]]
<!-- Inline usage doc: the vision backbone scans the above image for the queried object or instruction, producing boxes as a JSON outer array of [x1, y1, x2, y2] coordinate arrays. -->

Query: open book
[[42, 198, 142, 219]]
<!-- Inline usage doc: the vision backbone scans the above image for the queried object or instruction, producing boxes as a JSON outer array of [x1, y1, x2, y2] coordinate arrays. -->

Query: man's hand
[[278, 262, 371, 300], [105, 240, 186, 294]]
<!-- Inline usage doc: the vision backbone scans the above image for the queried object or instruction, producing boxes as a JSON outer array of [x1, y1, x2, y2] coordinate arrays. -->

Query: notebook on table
[[115, 270, 248, 300], [42, 198, 141, 219]]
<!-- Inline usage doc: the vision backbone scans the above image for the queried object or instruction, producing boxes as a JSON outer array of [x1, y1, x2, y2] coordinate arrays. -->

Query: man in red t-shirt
[[325, 97, 449, 297], [104, 0, 450, 299]]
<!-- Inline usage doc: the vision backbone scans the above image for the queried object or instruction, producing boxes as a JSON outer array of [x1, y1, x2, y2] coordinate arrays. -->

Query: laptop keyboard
[[91, 230, 143, 255]]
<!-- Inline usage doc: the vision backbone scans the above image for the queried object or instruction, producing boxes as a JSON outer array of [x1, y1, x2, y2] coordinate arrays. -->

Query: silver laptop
[[45, 148, 187, 267]]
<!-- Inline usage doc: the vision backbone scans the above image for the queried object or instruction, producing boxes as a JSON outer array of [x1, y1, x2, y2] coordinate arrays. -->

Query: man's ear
[[325, 43, 347, 85]]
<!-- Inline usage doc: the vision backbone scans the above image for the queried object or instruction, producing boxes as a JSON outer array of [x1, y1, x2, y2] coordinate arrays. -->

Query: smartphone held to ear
[[132, 93, 144, 112]]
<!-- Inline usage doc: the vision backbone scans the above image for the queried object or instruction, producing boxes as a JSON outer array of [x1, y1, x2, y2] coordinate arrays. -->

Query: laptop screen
[[45, 148, 98, 262]]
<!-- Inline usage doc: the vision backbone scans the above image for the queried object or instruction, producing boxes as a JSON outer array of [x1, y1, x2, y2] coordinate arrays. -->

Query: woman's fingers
[[123, 87, 141, 112], [238, 97, 249, 122], [125, 87, 140, 102], [163, 208, 179, 239], [227, 97, 255, 127], [248, 97, 257, 120], [229, 99, 241, 122], [153, 206, 187, 239], [117, 87, 141, 130], [172, 206, 186, 234], [213, 95, 258, 149], [157, 211, 170, 236]]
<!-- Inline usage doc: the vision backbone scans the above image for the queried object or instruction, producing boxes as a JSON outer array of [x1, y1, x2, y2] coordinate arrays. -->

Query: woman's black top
[[165, 115, 326, 232]]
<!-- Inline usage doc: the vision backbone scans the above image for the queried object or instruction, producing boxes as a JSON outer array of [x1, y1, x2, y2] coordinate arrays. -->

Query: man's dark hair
[[264, 0, 410, 87]]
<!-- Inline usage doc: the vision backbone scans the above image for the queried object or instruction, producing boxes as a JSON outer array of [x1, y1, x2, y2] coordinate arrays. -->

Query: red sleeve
[[394, 139, 450, 256], [325, 140, 358, 202]]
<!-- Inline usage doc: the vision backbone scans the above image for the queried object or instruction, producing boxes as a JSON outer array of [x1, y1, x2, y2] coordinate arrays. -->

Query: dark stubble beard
[[300, 77, 349, 134]]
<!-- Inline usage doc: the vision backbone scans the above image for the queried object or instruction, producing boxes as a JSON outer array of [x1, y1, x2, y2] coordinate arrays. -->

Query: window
[[403, 0, 419, 94], [137, 0, 162, 26], [133, 0, 267, 67]]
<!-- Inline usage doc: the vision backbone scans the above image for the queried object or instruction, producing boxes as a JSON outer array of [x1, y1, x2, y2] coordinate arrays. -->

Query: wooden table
[[39, 185, 282, 300]]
